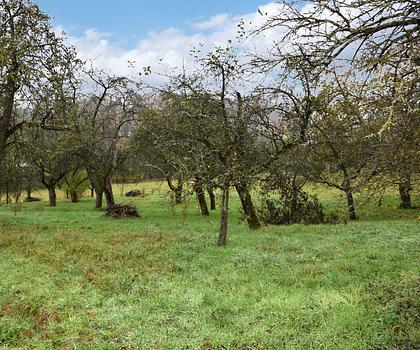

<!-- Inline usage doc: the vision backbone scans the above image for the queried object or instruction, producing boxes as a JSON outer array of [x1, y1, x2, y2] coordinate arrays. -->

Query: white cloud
[[56, 2, 285, 85], [192, 13, 230, 31]]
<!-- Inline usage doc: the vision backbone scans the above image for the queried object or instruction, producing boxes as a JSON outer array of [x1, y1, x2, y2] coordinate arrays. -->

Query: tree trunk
[[342, 170, 357, 220], [175, 188, 182, 204], [6, 183, 10, 204], [399, 172, 412, 209], [290, 186, 299, 223], [345, 189, 357, 220], [95, 189, 103, 209], [235, 183, 261, 230], [48, 186, 57, 207], [26, 185, 32, 200], [104, 178, 115, 209], [0, 73, 17, 153], [208, 186, 216, 210], [195, 183, 209, 216], [70, 191, 78, 203], [104, 189, 114, 209], [167, 175, 183, 204], [218, 184, 230, 246], [90, 186, 94, 198]]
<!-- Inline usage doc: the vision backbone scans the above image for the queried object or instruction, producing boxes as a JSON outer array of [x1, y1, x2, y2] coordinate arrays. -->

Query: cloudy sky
[[36, 1, 282, 79]]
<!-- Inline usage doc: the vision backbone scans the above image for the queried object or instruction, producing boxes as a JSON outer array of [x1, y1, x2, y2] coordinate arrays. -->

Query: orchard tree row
[[1, 0, 418, 245]]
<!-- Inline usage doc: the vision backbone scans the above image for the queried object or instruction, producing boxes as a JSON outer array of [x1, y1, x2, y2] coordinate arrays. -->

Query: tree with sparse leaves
[[71, 70, 144, 209], [0, 0, 77, 155]]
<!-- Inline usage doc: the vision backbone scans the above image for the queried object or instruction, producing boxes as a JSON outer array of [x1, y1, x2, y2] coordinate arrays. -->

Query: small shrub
[[260, 191, 325, 225]]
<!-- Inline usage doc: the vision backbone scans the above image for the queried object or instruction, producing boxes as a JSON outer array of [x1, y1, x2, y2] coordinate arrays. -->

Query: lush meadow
[[0, 183, 419, 349]]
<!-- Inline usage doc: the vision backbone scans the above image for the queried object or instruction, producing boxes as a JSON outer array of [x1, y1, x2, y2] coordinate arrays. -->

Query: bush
[[260, 191, 325, 225]]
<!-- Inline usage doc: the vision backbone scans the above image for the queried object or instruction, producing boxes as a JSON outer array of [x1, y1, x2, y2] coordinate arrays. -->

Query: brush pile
[[105, 204, 140, 218]]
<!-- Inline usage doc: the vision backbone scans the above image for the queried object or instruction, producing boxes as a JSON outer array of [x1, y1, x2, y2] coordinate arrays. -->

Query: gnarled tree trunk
[[235, 182, 261, 229]]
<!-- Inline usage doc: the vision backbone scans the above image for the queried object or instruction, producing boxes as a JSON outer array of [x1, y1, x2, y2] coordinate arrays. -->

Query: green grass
[[0, 183, 419, 349]]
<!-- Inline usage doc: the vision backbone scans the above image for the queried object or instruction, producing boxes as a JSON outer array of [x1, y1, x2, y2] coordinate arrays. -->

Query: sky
[[34, 1, 282, 80], [37, 0, 271, 45]]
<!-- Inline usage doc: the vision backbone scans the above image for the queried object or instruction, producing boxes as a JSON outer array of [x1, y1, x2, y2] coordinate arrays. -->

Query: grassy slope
[[0, 182, 418, 349]]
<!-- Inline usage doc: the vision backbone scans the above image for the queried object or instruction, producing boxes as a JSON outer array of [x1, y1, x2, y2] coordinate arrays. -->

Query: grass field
[[0, 182, 419, 349]]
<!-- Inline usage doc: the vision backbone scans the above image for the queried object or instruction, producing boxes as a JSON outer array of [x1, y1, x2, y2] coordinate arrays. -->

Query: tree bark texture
[[399, 171, 412, 209], [48, 186, 57, 207], [346, 189, 357, 220], [104, 178, 115, 209], [95, 189, 103, 209], [218, 184, 230, 246], [235, 183, 261, 229], [207, 186, 216, 210], [195, 183, 209, 216]]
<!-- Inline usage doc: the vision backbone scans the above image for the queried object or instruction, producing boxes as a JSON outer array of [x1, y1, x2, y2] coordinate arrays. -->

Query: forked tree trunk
[[399, 171, 412, 209], [167, 175, 183, 204], [195, 183, 209, 216], [47, 186, 57, 207], [218, 184, 230, 246], [207, 186, 216, 210], [235, 183, 261, 230], [87, 171, 104, 209]]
